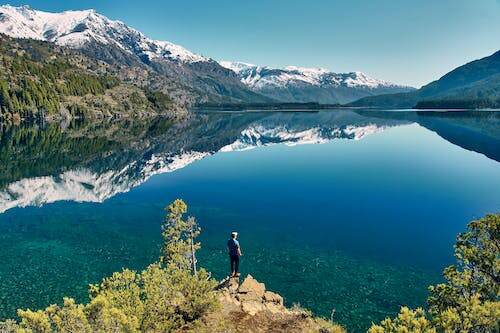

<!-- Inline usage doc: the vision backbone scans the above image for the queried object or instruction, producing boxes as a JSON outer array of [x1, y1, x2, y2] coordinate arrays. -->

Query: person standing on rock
[[227, 231, 242, 277]]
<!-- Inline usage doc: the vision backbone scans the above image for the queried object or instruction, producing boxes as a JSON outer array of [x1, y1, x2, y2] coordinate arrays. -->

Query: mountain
[[0, 5, 272, 106], [350, 50, 500, 108], [219, 61, 415, 104]]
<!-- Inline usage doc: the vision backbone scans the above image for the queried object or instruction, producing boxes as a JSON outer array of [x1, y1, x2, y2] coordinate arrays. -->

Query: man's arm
[[238, 245, 242, 256]]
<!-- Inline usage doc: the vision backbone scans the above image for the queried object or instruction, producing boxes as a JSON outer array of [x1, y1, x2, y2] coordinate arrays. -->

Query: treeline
[[197, 102, 342, 111], [415, 98, 500, 109]]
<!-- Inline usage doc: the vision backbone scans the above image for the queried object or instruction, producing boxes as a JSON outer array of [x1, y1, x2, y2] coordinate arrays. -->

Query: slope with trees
[[350, 50, 500, 109], [0, 34, 186, 124]]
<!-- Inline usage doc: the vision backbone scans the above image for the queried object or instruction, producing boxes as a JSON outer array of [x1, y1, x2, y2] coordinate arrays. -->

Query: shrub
[[2, 199, 218, 333], [369, 214, 500, 333]]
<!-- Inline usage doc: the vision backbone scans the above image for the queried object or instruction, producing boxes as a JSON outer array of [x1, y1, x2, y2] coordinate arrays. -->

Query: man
[[227, 231, 242, 277]]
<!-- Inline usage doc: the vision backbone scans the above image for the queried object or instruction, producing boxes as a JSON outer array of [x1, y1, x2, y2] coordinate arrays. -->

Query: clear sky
[[2, 0, 500, 87]]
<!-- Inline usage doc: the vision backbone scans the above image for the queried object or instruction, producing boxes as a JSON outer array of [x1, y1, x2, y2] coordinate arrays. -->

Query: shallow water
[[0, 110, 499, 331]]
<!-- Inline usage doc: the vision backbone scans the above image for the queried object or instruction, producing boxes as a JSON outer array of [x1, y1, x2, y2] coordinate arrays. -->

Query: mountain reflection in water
[[0, 110, 498, 214]]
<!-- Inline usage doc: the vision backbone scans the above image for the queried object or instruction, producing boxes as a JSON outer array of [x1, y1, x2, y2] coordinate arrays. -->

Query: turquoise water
[[0, 110, 499, 331]]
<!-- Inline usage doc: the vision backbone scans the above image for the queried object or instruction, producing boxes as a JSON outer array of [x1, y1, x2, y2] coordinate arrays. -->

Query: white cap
[[231, 231, 238, 237]]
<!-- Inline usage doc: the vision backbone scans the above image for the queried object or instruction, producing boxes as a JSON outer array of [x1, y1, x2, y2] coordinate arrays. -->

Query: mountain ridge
[[349, 50, 500, 109], [0, 4, 209, 63], [219, 61, 414, 104], [0, 5, 274, 106], [0, 5, 413, 107]]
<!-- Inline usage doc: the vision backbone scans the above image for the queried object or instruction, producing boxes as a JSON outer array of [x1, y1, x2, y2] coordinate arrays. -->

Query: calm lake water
[[0, 110, 499, 331]]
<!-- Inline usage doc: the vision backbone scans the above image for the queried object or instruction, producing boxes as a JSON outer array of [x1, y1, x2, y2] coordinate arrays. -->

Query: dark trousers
[[230, 254, 240, 274]]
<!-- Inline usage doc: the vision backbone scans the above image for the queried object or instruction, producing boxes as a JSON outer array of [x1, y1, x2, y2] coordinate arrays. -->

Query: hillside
[[349, 50, 500, 109], [0, 34, 188, 123], [220, 62, 414, 104]]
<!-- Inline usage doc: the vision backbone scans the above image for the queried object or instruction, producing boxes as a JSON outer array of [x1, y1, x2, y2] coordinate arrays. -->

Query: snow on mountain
[[0, 5, 208, 63], [219, 61, 407, 90]]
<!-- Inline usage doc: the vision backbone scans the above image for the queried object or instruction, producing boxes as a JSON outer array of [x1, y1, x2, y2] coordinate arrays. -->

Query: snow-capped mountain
[[0, 5, 412, 106], [0, 5, 269, 105], [0, 5, 207, 63], [220, 61, 415, 104], [219, 62, 396, 89]]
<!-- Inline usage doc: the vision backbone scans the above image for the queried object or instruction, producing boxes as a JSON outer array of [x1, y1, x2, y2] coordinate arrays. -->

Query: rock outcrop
[[212, 275, 345, 332], [217, 275, 286, 316]]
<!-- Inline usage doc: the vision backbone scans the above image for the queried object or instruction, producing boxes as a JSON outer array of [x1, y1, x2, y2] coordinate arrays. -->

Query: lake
[[0, 110, 499, 331]]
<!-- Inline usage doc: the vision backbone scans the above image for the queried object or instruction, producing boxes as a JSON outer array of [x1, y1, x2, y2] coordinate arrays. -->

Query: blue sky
[[2, 0, 500, 87]]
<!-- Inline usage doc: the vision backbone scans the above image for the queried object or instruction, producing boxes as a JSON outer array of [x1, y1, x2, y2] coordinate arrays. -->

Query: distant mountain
[[220, 61, 414, 104], [350, 50, 500, 109], [0, 5, 272, 105]]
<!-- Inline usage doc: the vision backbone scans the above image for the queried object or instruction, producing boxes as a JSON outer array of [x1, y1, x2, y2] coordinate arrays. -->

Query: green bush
[[370, 214, 500, 333], [0, 199, 218, 333], [2, 205, 497, 332]]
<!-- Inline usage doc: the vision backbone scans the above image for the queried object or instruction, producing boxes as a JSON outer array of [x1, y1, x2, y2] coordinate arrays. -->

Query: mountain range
[[0, 5, 497, 115], [220, 62, 413, 104], [350, 50, 500, 109], [0, 5, 271, 107], [0, 5, 413, 112]]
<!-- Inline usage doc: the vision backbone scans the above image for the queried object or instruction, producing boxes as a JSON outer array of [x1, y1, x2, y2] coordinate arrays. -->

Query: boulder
[[264, 302, 286, 314], [218, 290, 241, 313], [227, 277, 239, 293], [238, 275, 266, 297], [216, 276, 239, 293], [241, 300, 266, 316], [263, 291, 284, 305], [236, 290, 262, 302]]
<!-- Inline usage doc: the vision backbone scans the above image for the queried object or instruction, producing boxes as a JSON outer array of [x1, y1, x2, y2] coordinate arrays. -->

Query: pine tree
[[160, 199, 201, 275]]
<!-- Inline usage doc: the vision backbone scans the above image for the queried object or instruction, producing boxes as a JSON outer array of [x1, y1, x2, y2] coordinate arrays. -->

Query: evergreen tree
[[160, 199, 201, 274], [370, 214, 500, 333], [0, 200, 218, 333], [0, 80, 13, 112]]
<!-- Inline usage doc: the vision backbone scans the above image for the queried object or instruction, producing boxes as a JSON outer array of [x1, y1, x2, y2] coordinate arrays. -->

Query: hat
[[231, 231, 238, 237]]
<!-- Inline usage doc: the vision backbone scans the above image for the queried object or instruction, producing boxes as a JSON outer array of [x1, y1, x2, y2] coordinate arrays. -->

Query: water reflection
[[0, 110, 498, 213]]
